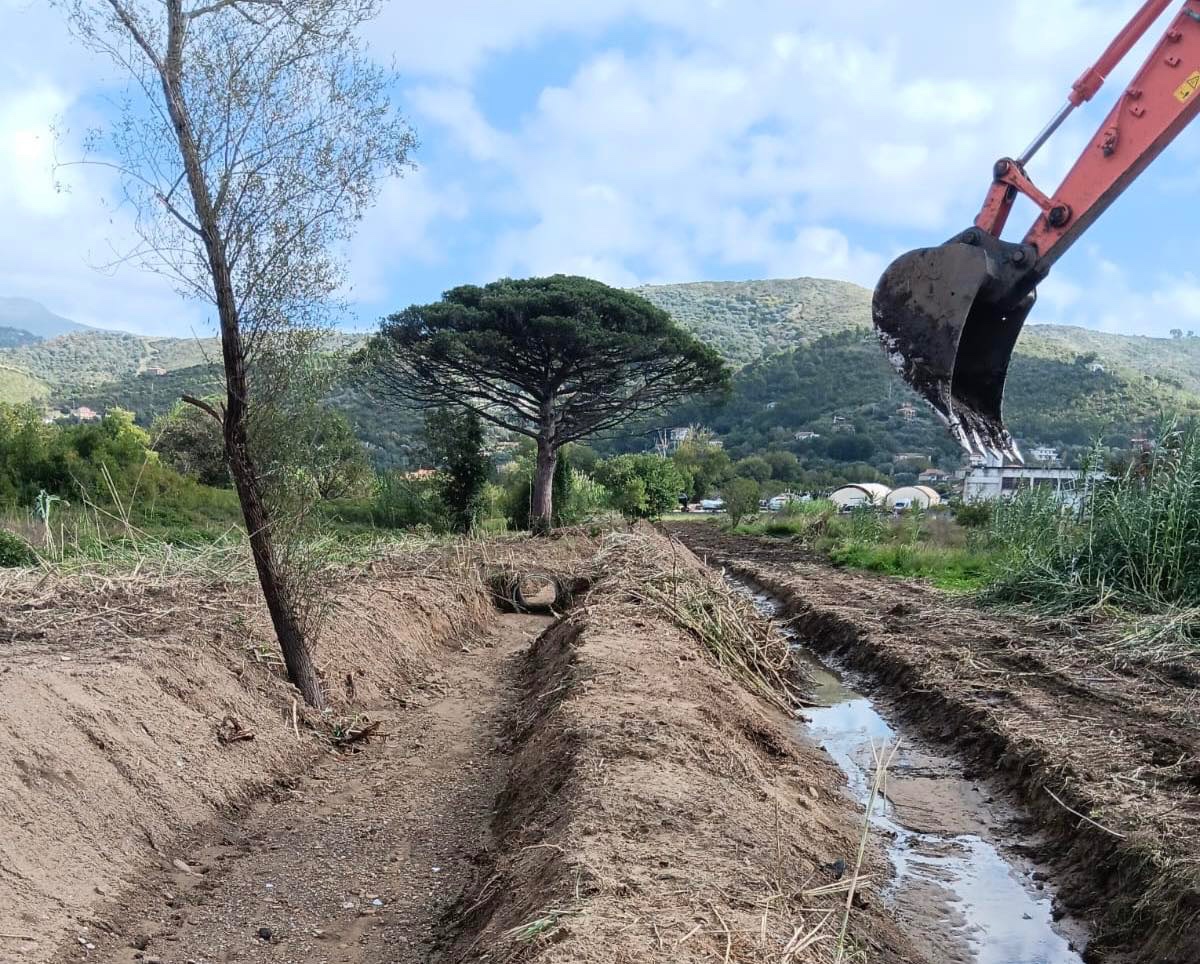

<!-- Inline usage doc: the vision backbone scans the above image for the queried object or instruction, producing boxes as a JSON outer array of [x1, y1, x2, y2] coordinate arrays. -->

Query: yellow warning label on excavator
[[1174, 71, 1200, 103]]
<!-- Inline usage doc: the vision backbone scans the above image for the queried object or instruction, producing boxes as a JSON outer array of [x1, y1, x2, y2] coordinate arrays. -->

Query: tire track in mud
[[54, 610, 552, 964]]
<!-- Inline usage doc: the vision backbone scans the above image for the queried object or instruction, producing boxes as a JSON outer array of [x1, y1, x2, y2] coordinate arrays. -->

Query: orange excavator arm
[[873, 0, 1200, 461]]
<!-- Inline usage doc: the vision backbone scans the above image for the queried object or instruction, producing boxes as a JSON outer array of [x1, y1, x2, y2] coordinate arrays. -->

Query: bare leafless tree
[[57, 0, 416, 707]]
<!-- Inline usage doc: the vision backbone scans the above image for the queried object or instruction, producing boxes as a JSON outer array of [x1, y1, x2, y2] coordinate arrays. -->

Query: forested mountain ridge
[[5, 282, 1199, 471], [634, 278, 873, 366]]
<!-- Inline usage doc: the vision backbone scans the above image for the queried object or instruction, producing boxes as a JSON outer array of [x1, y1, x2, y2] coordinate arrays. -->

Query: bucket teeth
[[872, 237, 1033, 466]]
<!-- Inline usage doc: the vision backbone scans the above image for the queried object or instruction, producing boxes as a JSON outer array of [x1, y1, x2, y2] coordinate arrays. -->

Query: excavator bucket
[[872, 236, 1037, 463]]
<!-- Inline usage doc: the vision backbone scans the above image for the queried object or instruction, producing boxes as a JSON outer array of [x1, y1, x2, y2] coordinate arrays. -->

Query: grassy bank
[[731, 500, 996, 591]]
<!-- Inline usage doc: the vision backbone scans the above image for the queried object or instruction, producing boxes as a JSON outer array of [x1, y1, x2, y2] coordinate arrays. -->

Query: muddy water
[[730, 578, 1085, 964]]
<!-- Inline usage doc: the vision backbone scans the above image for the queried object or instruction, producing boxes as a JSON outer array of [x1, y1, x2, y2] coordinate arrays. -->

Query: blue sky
[[3, 0, 1200, 339]]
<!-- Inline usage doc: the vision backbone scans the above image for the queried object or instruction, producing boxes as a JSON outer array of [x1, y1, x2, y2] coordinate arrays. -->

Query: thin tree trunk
[[158, 0, 324, 707], [531, 436, 558, 535], [229, 446, 325, 708]]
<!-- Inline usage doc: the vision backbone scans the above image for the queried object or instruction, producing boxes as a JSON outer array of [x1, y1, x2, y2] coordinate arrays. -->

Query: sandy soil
[[53, 609, 552, 964], [669, 521, 1200, 964], [4, 528, 950, 964], [0, 536, 590, 964]]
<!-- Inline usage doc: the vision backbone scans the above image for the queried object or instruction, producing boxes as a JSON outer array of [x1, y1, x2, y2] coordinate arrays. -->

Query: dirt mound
[[444, 531, 927, 963], [0, 556, 494, 963], [670, 524, 1200, 964]]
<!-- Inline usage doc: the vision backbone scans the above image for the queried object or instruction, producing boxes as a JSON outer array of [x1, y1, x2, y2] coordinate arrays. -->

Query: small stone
[[372, 898, 384, 906], [257, 926, 273, 942]]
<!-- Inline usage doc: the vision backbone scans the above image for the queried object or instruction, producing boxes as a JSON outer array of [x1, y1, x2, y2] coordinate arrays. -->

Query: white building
[[1030, 445, 1060, 464], [830, 483, 891, 510], [886, 485, 941, 511], [962, 465, 1102, 508]]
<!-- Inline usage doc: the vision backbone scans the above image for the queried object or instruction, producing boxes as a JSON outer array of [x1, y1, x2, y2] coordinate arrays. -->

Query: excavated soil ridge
[[444, 535, 933, 964], [1, 538, 591, 964]]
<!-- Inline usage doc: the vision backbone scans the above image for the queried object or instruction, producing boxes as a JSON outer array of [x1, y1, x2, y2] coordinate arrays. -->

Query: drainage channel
[[727, 575, 1086, 964]]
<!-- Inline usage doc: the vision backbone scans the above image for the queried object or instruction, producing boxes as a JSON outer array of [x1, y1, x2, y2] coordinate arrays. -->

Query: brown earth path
[[54, 610, 551, 964]]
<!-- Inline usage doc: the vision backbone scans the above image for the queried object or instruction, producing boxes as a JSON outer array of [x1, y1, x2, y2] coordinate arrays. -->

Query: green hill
[[634, 278, 872, 366], [9, 278, 1200, 475], [666, 327, 1195, 470], [633, 278, 1200, 467], [49, 360, 424, 471], [0, 365, 50, 405], [1, 330, 219, 394]]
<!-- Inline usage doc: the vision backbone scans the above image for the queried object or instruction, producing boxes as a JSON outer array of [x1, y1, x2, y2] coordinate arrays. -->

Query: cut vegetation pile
[[447, 527, 926, 964]]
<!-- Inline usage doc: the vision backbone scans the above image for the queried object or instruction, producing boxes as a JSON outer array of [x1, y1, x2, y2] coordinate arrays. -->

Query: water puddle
[[729, 577, 1084, 964]]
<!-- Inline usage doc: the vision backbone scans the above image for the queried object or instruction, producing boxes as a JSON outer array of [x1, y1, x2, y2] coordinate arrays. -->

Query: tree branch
[[182, 393, 224, 424], [105, 0, 165, 71]]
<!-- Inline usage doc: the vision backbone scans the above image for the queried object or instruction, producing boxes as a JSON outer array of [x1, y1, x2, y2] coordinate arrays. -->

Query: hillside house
[[1087, 362, 1106, 373], [1030, 445, 1060, 464], [893, 452, 930, 464], [73, 406, 99, 422], [794, 431, 821, 442], [831, 416, 855, 433], [897, 402, 917, 422], [919, 468, 952, 484], [147, 366, 168, 376]]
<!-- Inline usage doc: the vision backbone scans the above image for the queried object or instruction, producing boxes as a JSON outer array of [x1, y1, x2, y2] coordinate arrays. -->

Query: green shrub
[[722, 477, 760, 527], [596, 454, 688, 520], [372, 473, 449, 532], [0, 529, 34, 567], [954, 501, 993, 529], [556, 469, 610, 526]]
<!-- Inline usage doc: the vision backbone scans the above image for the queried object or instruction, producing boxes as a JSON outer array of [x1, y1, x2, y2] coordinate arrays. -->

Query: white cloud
[[345, 170, 471, 303], [2, 0, 1198, 336], [1037, 250, 1200, 337]]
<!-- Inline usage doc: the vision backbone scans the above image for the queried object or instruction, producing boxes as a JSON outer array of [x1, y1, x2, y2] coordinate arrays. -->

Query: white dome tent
[[886, 485, 942, 511], [829, 483, 891, 510]]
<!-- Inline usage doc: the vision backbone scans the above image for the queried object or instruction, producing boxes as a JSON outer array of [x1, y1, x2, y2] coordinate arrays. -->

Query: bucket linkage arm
[[874, 0, 1200, 461]]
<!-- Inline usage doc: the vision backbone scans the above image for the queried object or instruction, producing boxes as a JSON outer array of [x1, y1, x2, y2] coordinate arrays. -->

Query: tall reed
[[987, 420, 1200, 656]]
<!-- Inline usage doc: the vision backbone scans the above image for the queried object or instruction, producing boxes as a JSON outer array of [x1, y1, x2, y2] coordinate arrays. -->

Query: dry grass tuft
[[585, 527, 807, 712]]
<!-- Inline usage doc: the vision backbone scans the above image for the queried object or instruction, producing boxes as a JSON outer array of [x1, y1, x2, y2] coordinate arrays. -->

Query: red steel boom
[[872, 1, 1200, 461]]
